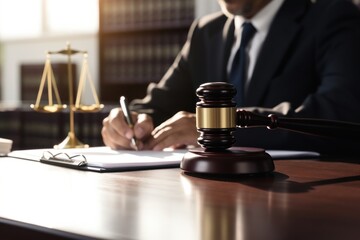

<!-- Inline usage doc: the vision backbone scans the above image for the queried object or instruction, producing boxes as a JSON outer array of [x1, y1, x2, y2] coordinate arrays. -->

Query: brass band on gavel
[[196, 107, 236, 129]]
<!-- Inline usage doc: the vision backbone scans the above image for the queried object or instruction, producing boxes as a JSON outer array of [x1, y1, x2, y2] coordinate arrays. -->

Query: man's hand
[[145, 111, 199, 150], [102, 108, 154, 150]]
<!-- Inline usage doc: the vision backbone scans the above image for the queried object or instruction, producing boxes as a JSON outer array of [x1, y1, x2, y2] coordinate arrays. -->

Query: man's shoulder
[[196, 12, 229, 29], [280, 0, 360, 27], [305, 0, 360, 25], [311, 0, 360, 12]]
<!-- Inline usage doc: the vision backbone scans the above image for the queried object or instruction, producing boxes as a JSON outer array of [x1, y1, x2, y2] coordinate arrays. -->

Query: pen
[[120, 96, 138, 151]]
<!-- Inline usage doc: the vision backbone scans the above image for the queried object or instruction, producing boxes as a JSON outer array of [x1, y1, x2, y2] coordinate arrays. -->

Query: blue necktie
[[229, 22, 256, 106]]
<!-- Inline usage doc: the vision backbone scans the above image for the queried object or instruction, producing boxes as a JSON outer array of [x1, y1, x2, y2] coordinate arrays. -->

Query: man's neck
[[241, 0, 272, 19]]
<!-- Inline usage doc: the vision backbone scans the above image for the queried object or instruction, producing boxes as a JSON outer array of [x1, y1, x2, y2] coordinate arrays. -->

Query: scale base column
[[54, 132, 89, 149]]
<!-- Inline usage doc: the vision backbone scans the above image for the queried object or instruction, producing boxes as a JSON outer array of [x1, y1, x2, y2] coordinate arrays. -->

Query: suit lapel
[[246, 0, 309, 106], [207, 16, 234, 83], [221, 18, 235, 82]]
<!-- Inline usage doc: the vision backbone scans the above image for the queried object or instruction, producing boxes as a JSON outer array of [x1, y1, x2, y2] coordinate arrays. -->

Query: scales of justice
[[30, 43, 104, 149]]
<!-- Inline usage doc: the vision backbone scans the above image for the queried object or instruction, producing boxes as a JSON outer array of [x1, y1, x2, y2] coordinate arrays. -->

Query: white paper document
[[8, 147, 188, 170]]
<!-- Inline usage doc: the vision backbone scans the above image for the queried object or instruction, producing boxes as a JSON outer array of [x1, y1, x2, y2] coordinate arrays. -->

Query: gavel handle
[[237, 109, 360, 141]]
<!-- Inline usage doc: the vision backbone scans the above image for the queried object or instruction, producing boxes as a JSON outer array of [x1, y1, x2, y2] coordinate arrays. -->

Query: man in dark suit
[[102, 0, 360, 154]]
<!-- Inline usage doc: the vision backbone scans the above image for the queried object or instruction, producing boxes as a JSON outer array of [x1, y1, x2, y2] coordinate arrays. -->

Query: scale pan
[[73, 104, 104, 112], [30, 104, 67, 113]]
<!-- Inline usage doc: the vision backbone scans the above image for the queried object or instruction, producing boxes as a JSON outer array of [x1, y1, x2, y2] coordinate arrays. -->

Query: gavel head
[[196, 82, 237, 150]]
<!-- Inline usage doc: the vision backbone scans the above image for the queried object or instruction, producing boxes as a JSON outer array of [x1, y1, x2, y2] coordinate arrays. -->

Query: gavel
[[181, 82, 360, 175]]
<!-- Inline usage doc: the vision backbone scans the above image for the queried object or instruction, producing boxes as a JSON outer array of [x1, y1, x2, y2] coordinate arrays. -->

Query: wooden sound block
[[181, 147, 274, 175]]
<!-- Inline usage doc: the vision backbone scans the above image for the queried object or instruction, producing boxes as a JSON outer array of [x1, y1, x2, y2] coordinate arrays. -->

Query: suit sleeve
[[130, 20, 201, 126]]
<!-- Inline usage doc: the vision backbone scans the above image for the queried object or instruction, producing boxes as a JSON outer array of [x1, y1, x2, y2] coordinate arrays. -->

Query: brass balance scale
[[30, 43, 104, 149]]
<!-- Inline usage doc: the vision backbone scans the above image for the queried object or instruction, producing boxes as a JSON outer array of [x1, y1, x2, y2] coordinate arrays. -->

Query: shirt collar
[[234, 0, 285, 36]]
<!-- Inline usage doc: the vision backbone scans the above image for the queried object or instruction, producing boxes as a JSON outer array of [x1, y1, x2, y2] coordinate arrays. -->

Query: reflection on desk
[[0, 156, 359, 240]]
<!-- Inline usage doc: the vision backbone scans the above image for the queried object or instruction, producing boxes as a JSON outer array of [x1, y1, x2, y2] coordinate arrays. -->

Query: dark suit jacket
[[131, 0, 360, 154]]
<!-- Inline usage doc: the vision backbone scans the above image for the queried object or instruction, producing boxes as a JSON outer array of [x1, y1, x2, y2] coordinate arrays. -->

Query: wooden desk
[[0, 156, 359, 240]]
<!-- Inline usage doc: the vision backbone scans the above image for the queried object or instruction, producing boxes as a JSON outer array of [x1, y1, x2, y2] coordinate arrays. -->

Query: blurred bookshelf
[[20, 63, 76, 104], [0, 103, 113, 150], [99, 0, 195, 102]]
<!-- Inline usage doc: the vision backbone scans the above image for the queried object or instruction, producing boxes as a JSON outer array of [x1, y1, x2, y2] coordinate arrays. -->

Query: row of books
[[0, 104, 110, 150], [98, 0, 194, 102], [100, 0, 195, 32], [101, 30, 187, 84], [0, 107, 22, 150]]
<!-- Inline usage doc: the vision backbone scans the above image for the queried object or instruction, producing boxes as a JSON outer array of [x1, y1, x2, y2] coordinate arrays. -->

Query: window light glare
[[46, 0, 98, 34], [0, 0, 98, 40], [0, 0, 42, 39]]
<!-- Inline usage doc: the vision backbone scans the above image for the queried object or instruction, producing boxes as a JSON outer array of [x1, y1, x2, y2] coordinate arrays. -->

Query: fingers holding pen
[[132, 113, 154, 150], [134, 113, 154, 138], [101, 108, 154, 150], [102, 108, 133, 149], [102, 107, 196, 151]]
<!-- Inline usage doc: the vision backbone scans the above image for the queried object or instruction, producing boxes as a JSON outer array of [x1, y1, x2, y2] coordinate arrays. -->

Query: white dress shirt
[[227, 0, 285, 91]]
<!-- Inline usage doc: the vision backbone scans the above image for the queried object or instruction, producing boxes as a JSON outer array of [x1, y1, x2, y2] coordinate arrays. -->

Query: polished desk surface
[[0, 155, 359, 240]]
